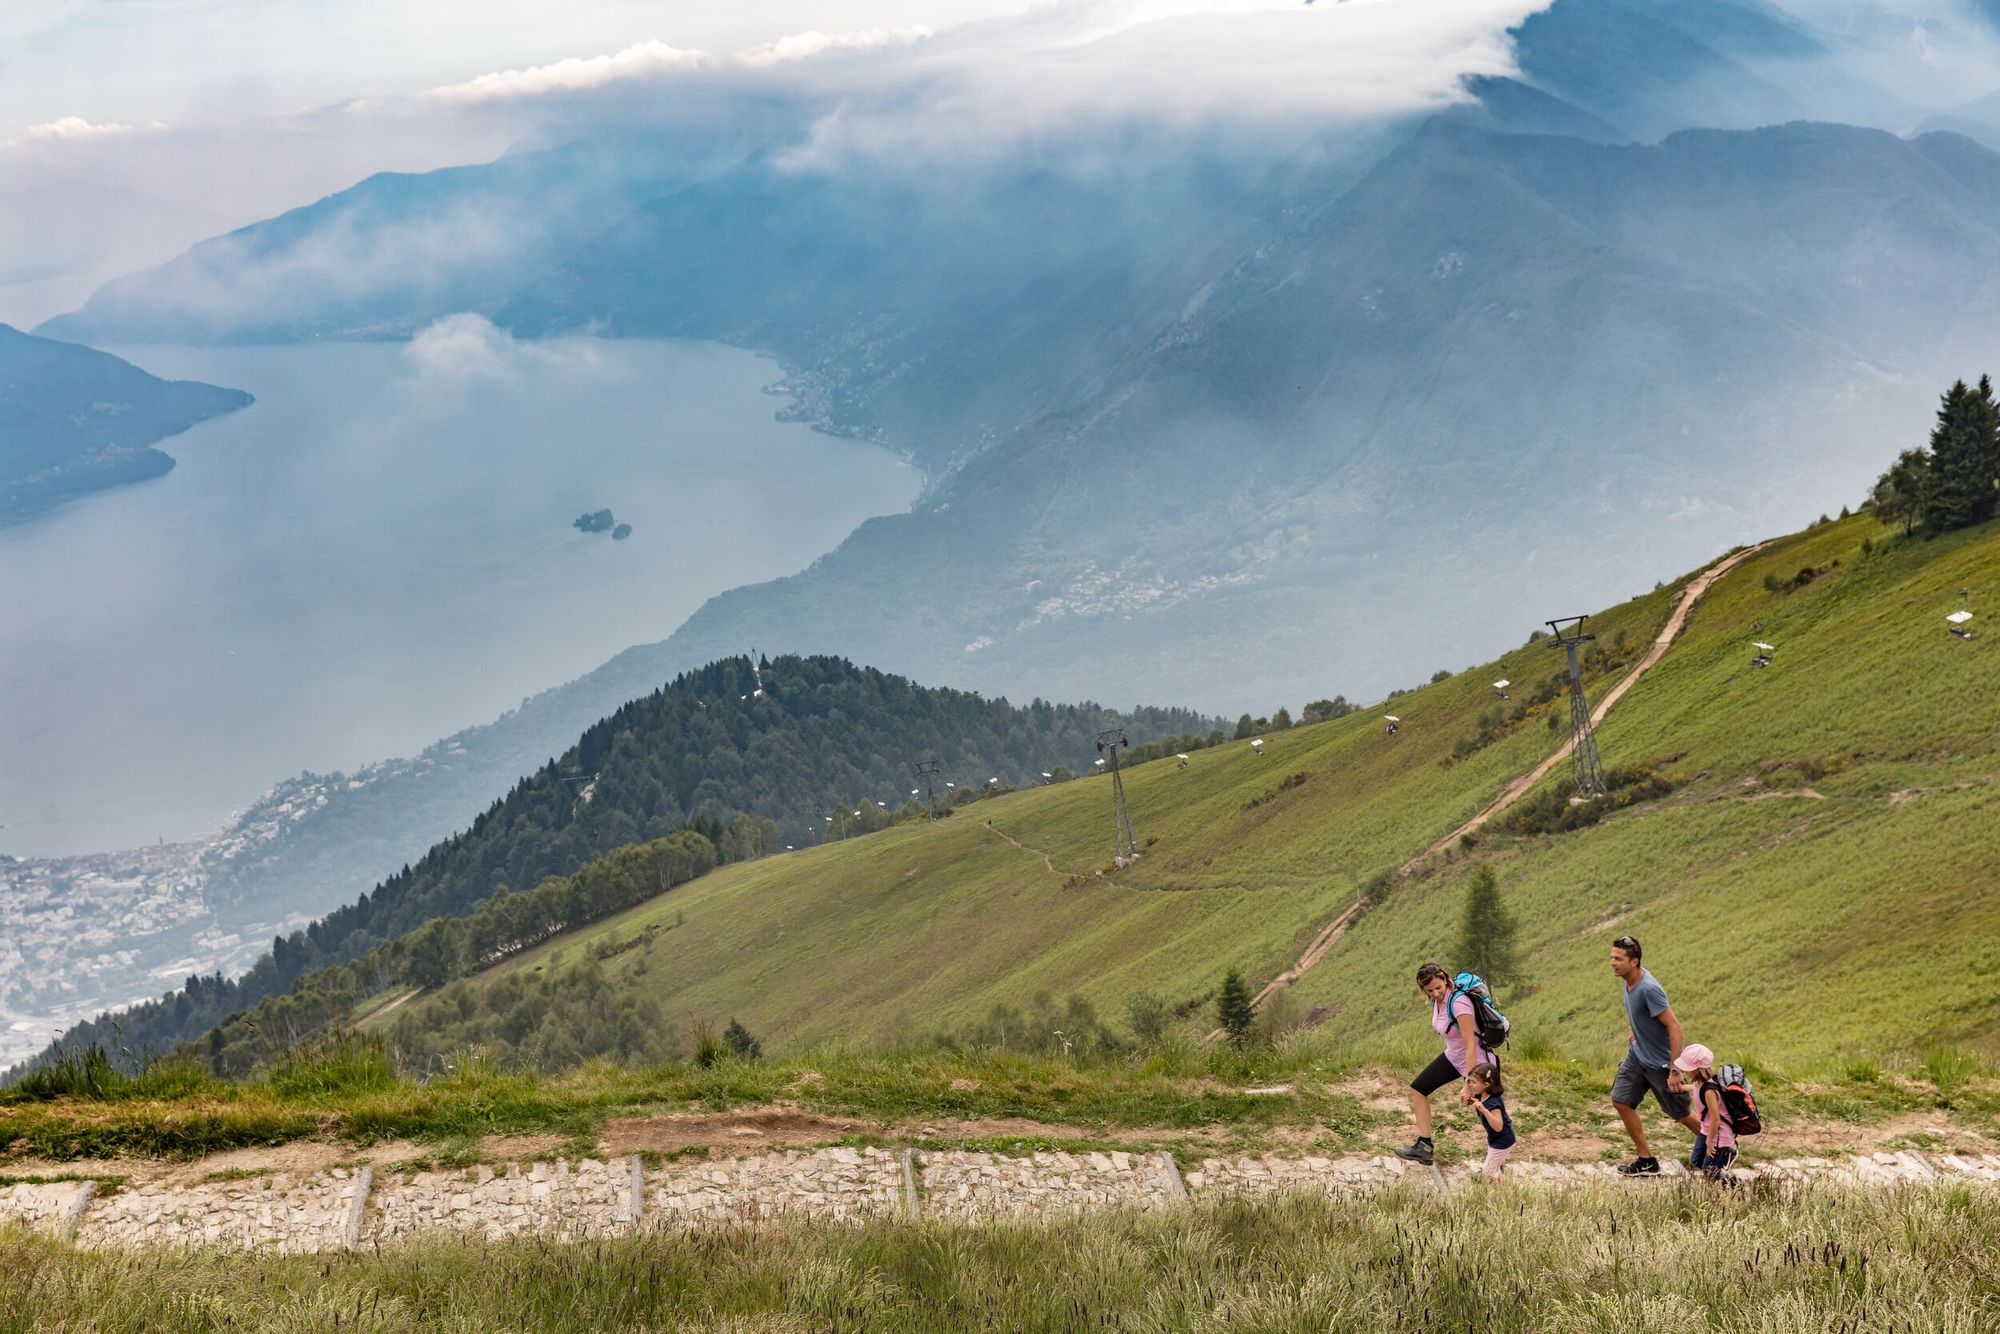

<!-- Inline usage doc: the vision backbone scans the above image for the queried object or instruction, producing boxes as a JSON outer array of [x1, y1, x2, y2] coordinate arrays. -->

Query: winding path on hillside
[[1249, 540, 1773, 1013], [982, 820, 1086, 878]]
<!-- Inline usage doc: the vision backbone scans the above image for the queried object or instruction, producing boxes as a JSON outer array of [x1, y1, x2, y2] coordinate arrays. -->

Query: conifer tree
[[1921, 380, 1992, 532], [1216, 968, 1255, 1048], [1458, 866, 1521, 992], [1975, 374, 2000, 518], [1234, 713, 1257, 740], [722, 1018, 762, 1061]]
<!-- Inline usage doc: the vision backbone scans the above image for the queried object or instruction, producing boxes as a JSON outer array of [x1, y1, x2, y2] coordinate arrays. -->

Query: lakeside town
[[0, 766, 401, 1068]]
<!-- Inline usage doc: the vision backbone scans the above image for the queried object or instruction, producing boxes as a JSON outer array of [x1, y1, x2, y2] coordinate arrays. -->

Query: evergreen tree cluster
[[1871, 376, 2000, 536], [181, 832, 714, 1077], [18, 655, 1209, 1078]]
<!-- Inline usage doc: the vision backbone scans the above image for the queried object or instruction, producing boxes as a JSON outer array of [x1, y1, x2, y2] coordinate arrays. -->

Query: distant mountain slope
[[27, 655, 1212, 1072], [602, 120, 2000, 715], [0, 325, 250, 523]]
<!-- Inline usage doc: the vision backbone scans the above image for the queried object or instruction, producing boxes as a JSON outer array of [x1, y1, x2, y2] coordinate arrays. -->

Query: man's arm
[[1658, 1004, 1685, 1066]]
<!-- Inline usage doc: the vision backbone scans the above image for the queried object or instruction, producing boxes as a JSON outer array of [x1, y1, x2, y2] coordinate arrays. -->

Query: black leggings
[[1411, 1050, 1497, 1097]]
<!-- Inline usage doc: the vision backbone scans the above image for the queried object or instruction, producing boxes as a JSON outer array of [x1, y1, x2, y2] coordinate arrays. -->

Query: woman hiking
[[1393, 961, 1490, 1167]]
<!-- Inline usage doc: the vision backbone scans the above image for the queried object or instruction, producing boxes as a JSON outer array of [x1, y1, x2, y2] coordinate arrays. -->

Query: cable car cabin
[[1947, 610, 1974, 640], [1384, 714, 1400, 736], [1492, 678, 1511, 699], [1751, 640, 1775, 669]]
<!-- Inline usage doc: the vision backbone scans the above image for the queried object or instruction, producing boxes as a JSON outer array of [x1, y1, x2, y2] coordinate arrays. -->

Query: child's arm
[[1702, 1087, 1723, 1141], [1474, 1100, 1504, 1132]]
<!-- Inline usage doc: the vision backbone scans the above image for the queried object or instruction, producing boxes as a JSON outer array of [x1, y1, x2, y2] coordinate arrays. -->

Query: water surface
[[0, 338, 917, 855]]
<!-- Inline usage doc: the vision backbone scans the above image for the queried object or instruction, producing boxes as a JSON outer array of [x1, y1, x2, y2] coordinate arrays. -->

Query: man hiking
[[1608, 935, 1701, 1175]]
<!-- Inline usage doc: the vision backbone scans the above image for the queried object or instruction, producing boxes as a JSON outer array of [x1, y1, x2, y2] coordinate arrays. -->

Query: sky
[[5, 1, 1996, 327], [0, 1, 1560, 325]]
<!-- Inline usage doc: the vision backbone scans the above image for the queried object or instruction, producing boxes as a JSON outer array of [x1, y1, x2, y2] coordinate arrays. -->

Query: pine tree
[[722, 1018, 762, 1061], [1216, 968, 1255, 1048], [1975, 374, 2000, 519], [1921, 380, 1992, 532], [1458, 866, 1521, 992], [1234, 713, 1257, 740]]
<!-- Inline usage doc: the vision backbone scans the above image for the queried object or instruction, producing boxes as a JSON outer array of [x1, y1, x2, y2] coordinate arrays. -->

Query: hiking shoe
[[1616, 1156, 1661, 1176], [1393, 1139, 1435, 1166]]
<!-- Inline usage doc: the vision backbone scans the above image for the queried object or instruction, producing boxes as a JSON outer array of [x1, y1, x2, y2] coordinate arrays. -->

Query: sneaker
[[1393, 1139, 1435, 1166], [1617, 1156, 1661, 1176]]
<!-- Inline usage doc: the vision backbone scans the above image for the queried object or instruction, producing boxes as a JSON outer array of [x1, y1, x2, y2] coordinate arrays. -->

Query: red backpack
[[1712, 1064, 1762, 1136]]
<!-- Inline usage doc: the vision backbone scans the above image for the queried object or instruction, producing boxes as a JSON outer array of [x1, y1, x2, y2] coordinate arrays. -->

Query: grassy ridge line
[[370, 513, 2000, 1074], [1294, 514, 2000, 1067], [1234, 539, 1766, 1024], [6, 1185, 1998, 1330], [367, 567, 1686, 1058]]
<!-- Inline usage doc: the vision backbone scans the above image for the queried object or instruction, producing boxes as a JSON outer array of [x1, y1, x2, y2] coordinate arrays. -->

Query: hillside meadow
[[370, 513, 1999, 1077], [6, 1183, 1998, 1332], [6, 514, 1996, 1175]]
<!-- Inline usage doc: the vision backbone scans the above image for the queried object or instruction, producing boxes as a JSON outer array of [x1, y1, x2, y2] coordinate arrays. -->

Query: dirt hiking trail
[[1249, 541, 1772, 1015]]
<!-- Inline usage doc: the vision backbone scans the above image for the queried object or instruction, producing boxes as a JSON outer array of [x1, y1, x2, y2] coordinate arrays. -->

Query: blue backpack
[[1450, 971, 1511, 1050]]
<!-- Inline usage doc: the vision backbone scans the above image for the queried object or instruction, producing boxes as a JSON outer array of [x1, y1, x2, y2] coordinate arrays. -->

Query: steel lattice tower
[[1097, 730, 1138, 862], [1546, 616, 1608, 798], [914, 760, 942, 821]]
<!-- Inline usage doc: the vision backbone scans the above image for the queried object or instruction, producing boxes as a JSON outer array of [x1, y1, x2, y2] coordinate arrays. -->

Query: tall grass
[[3, 1183, 1995, 1331]]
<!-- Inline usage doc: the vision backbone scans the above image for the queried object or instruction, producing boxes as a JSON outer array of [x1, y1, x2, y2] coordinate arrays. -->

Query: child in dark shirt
[[1462, 1061, 1516, 1180]]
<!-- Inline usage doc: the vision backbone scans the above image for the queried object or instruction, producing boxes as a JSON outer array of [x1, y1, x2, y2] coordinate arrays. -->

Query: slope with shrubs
[[23, 658, 1212, 1076], [374, 513, 2000, 1077]]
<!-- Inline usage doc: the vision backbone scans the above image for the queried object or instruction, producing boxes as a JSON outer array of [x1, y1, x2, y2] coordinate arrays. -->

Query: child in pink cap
[[1672, 1043, 1735, 1178]]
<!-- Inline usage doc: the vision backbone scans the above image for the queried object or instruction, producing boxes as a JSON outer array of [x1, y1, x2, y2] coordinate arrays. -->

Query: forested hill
[[0, 324, 250, 523], [25, 655, 1214, 1073]]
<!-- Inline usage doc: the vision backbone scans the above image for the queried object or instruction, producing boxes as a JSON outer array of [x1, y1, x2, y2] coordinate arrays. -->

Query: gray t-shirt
[[1623, 970, 1673, 1068]]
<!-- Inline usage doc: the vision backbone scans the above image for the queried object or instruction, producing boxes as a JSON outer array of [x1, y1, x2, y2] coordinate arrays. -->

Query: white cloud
[[738, 27, 934, 67], [427, 40, 714, 104], [772, 0, 1556, 165], [404, 313, 514, 375], [26, 116, 137, 141], [405, 313, 606, 379]]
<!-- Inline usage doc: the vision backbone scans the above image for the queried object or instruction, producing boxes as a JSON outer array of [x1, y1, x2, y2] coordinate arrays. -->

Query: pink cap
[[1673, 1043, 1714, 1073]]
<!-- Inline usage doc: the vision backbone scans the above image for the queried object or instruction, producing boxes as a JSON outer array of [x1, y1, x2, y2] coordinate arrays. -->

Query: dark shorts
[[1703, 1145, 1738, 1179], [1611, 1051, 1693, 1118], [1411, 1050, 1495, 1097]]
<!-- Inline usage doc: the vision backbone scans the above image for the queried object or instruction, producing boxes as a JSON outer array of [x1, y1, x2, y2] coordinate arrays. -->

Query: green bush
[[265, 1031, 396, 1100]]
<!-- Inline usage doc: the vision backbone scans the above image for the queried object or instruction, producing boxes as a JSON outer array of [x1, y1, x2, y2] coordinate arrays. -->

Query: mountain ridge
[[0, 324, 252, 524]]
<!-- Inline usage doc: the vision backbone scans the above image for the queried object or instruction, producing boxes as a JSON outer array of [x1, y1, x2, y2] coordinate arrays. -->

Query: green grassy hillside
[[375, 513, 2000, 1074]]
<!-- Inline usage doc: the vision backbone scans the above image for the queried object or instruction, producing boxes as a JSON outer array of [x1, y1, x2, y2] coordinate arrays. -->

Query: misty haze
[[1, 335, 915, 855]]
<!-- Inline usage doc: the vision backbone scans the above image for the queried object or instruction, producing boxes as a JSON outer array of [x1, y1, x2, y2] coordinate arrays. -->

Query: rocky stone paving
[[648, 1146, 905, 1225], [3, 1150, 1994, 1252], [369, 1157, 631, 1243], [919, 1149, 1183, 1219]]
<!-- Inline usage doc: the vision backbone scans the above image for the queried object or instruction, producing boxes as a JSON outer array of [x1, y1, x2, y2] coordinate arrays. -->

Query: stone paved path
[[5, 1146, 1992, 1252]]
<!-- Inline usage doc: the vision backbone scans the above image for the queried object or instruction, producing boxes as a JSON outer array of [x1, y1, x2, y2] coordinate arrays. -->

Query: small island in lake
[[573, 508, 634, 540]]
